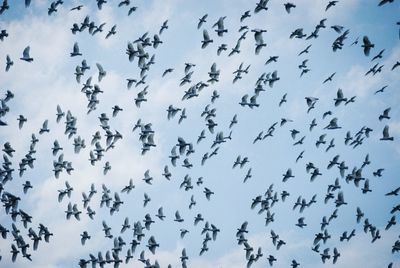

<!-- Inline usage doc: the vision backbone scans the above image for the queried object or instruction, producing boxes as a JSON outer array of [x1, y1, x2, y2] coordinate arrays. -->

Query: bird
[[298, 44, 311, 56], [386, 186, 400, 197], [142, 170, 153, 184], [179, 229, 189, 239], [334, 88, 347, 106], [162, 68, 174, 77], [323, 72, 336, 83], [284, 2, 296, 13], [326, 1, 338, 11], [379, 0, 396, 6], [5, 54, 13, 71], [80, 231, 91, 245], [198, 14, 208, 29], [0, 0, 9, 15], [96, 63, 106, 82], [70, 42, 82, 57], [290, 28, 306, 39], [243, 168, 252, 183], [20, 46, 33, 62], [265, 55, 279, 65], [121, 179, 135, 194], [22, 181, 33, 194], [70, 5, 83, 11], [203, 187, 214, 200], [156, 207, 165, 220], [229, 39, 241, 56], [335, 192, 347, 207], [146, 236, 159, 254], [11, 244, 19, 262], [371, 49, 385, 61], [142, 193, 151, 207], [296, 217, 307, 228], [255, 0, 269, 13], [282, 168, 294, 182], [324, 118, 341, 129], [379, 108, 391, 121], [181, 248, 189, 263], [201, 29, 213, 48], [240, 10, 251, 21], [17, 115, 27, 129], [279, 93, 287, 107], [268, 255, 277, 266], [39, 120, 49, 134], [391, 61, 400, 70], [362, 36, 374, 56], [106, 25, 117, 39], [385, 216, 396, 230], [333, 248, 340, 264], [374, 85, 388, 94], [217, 44, 228, 55], [128, 6, 137, 15], [159, 20, 168, 35], [48, 2, 58, 15], [213, 16, 227, 36], [380, 125, 394, 141], [331, 25, 344, 33], [174, 210, 184, 222]]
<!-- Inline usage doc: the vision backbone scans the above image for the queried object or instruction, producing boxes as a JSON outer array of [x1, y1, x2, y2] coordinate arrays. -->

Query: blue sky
[[0, 0, 400, 267]]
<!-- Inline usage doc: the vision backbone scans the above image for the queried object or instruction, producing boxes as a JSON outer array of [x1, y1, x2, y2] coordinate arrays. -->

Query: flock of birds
[[0, 0, 400, 267]]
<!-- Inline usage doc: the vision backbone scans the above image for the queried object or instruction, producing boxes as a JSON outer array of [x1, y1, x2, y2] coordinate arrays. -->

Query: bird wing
[[383, 125, 390, 138], [73, 42, 79, 53], [203, 29, 210, 41], [23, 46, 30, 58]]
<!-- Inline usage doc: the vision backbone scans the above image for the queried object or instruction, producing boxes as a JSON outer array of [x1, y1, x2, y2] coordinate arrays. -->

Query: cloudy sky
[[0, 0, 400, 267]]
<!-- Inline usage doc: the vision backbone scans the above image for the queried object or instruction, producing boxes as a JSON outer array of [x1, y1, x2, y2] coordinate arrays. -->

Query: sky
[[0, 0, 400, 267]]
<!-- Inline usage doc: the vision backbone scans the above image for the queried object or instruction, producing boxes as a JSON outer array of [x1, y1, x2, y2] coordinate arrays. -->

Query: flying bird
[[20, 46, 33, 62], [362, 36, 374, 56], [326, 1, 338, 11], [201, 29, 213, 48], [5, 54, 13, 71], [198, 14, 208, 29], [70, 42, 82, 57]]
